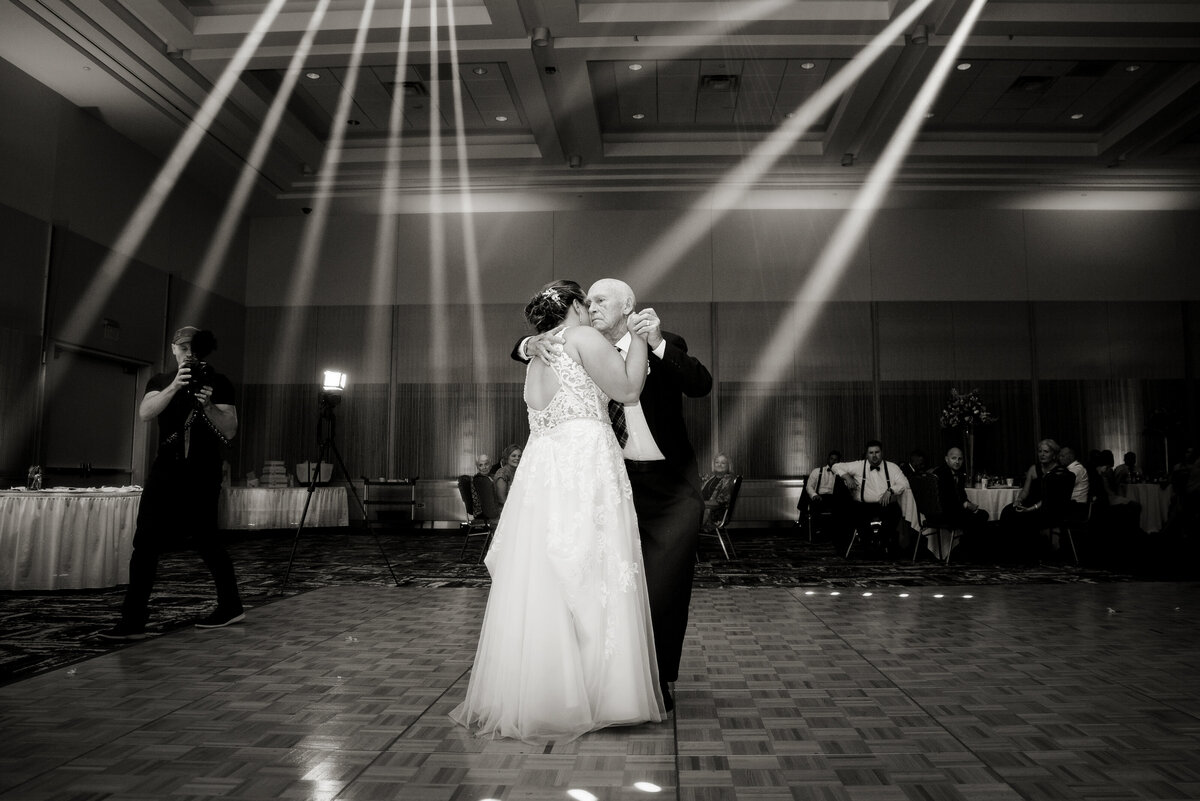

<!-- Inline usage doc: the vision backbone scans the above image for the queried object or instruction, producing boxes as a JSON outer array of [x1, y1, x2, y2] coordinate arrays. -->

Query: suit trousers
[[626, 461, 703, 683]]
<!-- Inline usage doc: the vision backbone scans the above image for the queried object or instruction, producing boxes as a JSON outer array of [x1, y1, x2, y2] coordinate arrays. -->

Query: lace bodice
[[526, 342, 610, 435]]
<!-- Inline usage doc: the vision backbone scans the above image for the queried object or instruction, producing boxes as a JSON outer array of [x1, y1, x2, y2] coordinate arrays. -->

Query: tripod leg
[[281, 443, 328, 593], [327, 439, 401, 587]]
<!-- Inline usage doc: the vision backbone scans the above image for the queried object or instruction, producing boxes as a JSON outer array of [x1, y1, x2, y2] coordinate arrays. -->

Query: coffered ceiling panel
[[3, 0, 1198, 212]]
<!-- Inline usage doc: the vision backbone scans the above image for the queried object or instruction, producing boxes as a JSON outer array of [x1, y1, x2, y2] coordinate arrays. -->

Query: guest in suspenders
[[831, 440, 912, 556]]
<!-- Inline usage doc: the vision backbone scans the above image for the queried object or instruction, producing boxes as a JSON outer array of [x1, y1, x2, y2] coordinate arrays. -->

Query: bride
[[449, 279, 665, 743]]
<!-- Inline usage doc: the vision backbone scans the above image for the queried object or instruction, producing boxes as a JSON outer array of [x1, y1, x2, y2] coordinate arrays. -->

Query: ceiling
[[3, 0, 1200, 213]]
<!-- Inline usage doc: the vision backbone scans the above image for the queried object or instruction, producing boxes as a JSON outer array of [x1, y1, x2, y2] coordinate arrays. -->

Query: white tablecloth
[[965, 486, 1020, 519], [218, 487, 349, 530], [0, 488, 140, 590], [1121, 483, 1172, 533]]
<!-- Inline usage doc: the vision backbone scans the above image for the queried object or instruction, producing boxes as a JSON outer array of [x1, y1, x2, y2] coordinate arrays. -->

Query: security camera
[[302, 207, 312, 215]]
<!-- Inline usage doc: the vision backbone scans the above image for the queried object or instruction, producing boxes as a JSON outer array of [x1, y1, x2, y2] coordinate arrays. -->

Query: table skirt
[[1121, 484, 1172, 533], [1, 490, 139, 590], [218, 486, 349, 530], [965, 487, 1020, 520]]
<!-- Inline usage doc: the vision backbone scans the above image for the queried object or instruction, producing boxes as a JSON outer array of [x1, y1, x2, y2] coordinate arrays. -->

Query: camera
[[182, 330, 217, 395]]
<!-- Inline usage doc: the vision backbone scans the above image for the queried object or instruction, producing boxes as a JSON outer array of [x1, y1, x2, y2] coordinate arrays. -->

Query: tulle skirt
[[449, 417, 664, 743]]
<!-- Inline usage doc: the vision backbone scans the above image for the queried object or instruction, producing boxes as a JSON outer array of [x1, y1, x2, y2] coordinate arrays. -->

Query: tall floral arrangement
[[939, 388, 998, 430], [940, 388, 997, 479]]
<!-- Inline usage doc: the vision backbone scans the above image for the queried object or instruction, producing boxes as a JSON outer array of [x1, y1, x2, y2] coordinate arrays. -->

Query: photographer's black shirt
[[146, 368, 235, 468]]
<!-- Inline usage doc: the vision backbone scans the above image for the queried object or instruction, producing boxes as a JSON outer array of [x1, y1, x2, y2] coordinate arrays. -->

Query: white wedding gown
[[449, 340, 665, 743]]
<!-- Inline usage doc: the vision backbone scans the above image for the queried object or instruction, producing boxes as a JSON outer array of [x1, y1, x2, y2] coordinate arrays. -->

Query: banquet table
[[1120, 483, 1172, 533], [0, 487, 140, 590], [965, 486, 1020, 520], [218, 486, 349, 530]]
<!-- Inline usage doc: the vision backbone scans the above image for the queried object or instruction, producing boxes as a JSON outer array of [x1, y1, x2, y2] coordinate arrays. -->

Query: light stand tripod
[[281, 390, 399, 591]]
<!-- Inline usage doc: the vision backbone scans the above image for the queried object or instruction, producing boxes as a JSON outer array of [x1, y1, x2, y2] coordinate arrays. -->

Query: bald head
[[586, 278, 636, 343], [945, 447, 964, 471]]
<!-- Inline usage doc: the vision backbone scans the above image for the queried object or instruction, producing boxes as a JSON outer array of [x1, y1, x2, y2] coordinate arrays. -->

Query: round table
[[965, 486, 1020, 519], [1120, 483, 1172, 533]]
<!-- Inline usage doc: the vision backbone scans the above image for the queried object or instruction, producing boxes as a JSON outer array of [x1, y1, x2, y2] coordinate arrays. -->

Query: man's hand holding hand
[[628, 308, 663, 348], [526, 331, 566, 365]]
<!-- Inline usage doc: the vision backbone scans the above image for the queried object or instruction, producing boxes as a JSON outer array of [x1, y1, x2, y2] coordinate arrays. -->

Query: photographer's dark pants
[[120, 460, 241, 628]]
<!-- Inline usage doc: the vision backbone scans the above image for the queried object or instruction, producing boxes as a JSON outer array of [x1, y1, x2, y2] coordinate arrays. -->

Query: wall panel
[[711, 209, 870, 302], [869, 209, 1027, 301]]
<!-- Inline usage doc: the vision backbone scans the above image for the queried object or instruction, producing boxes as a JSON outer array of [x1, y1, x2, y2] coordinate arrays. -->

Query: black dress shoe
[[660, 680, 674, 712]]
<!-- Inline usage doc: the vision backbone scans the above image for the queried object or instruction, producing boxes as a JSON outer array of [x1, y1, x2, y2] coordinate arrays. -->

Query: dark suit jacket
[[512, 329, 712, 490], [932, 463, 968, 514]]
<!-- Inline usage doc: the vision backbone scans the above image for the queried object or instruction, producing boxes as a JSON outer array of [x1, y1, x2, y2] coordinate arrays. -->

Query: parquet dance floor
[[1, 582, 1198, 800]]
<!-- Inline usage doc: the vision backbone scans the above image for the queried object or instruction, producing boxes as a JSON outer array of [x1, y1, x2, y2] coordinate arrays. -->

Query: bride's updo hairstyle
[[525, 280, 586, 332]]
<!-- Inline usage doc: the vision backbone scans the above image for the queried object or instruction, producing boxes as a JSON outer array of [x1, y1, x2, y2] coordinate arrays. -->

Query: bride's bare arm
[[569, 325, 647, 403]]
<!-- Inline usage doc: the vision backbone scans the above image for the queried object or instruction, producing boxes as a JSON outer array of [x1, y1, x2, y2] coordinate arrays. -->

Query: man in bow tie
[[512, 277, 712, 712], [831, 440, 911, 556]]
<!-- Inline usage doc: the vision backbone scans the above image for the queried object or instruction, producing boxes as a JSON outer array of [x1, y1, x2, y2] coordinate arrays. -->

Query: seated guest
[[469, 453, 498, 519], [700, 453, 736, 531], [1001, 438, 1073, 556], [1059, 446, 1090, 523], [801, 449, 848, 543], [900, 449, 930, 480], [806, 449, 843, 507], [933, 446, 990, 534], [492, 444, 522, 507], [1113, 451, 1143, 485], [832, 440, 911, 556], [1091, 449, 1141, 543]]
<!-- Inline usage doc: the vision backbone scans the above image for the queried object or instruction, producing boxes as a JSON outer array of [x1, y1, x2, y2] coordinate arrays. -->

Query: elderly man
[[832, 440, 913, 557]]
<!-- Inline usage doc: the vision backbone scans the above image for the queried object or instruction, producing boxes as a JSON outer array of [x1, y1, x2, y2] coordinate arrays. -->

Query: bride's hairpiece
[[540, 287, 564, 308]]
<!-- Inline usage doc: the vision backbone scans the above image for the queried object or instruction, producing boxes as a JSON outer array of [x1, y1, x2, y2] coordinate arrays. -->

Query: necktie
[[608, 400, 628, 448], [870, 464, 880, 471]]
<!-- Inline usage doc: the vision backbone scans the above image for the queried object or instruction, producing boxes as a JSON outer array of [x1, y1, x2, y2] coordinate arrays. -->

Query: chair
[[908, 472, 961, 564], [1042, 469, 1079, 563], [699, 475, 742, 560], [457, 475, 499, 562]]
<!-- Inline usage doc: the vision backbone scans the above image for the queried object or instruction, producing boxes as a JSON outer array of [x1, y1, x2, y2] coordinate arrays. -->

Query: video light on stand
[[283, 368, 399, 591]]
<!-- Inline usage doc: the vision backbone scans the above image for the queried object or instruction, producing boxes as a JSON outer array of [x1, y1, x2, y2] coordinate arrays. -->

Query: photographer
[[99, 326, 244, 639]]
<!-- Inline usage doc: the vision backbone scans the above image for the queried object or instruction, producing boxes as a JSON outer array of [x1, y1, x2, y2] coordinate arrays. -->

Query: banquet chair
[[699, 475, 742, 560], [457, 475, 499, 562], [908, 472, 961, 564]]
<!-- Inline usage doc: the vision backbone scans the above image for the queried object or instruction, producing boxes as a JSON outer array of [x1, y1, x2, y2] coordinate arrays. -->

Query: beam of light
[[367, 0, 415, 476], [445, 0, 489, 385], [53, 0, 288, 351], [180, 0, 334, 325], [721, 0, 990, 450], [625, 0, 937, 296], [428, 0, 449, 387], [269, 0, 379, 385]]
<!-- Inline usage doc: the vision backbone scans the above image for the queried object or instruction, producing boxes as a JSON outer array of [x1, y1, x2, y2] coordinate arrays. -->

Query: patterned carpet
[[2, 523, 1195, 686]]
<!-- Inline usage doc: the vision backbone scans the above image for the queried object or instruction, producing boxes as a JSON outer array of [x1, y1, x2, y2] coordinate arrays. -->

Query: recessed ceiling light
[[306, 72, 320, 80], [494, 115, 508, 122], [472, 66, 488, 75], [347, 119, 360, 125], [632, 113, 645, 120], [628, 63, 643, 71], [1070, 112, 1084, 120], [956, 62, 972, 71], [1125, 64, 1140, 72], [800, 61, 816, 70]]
